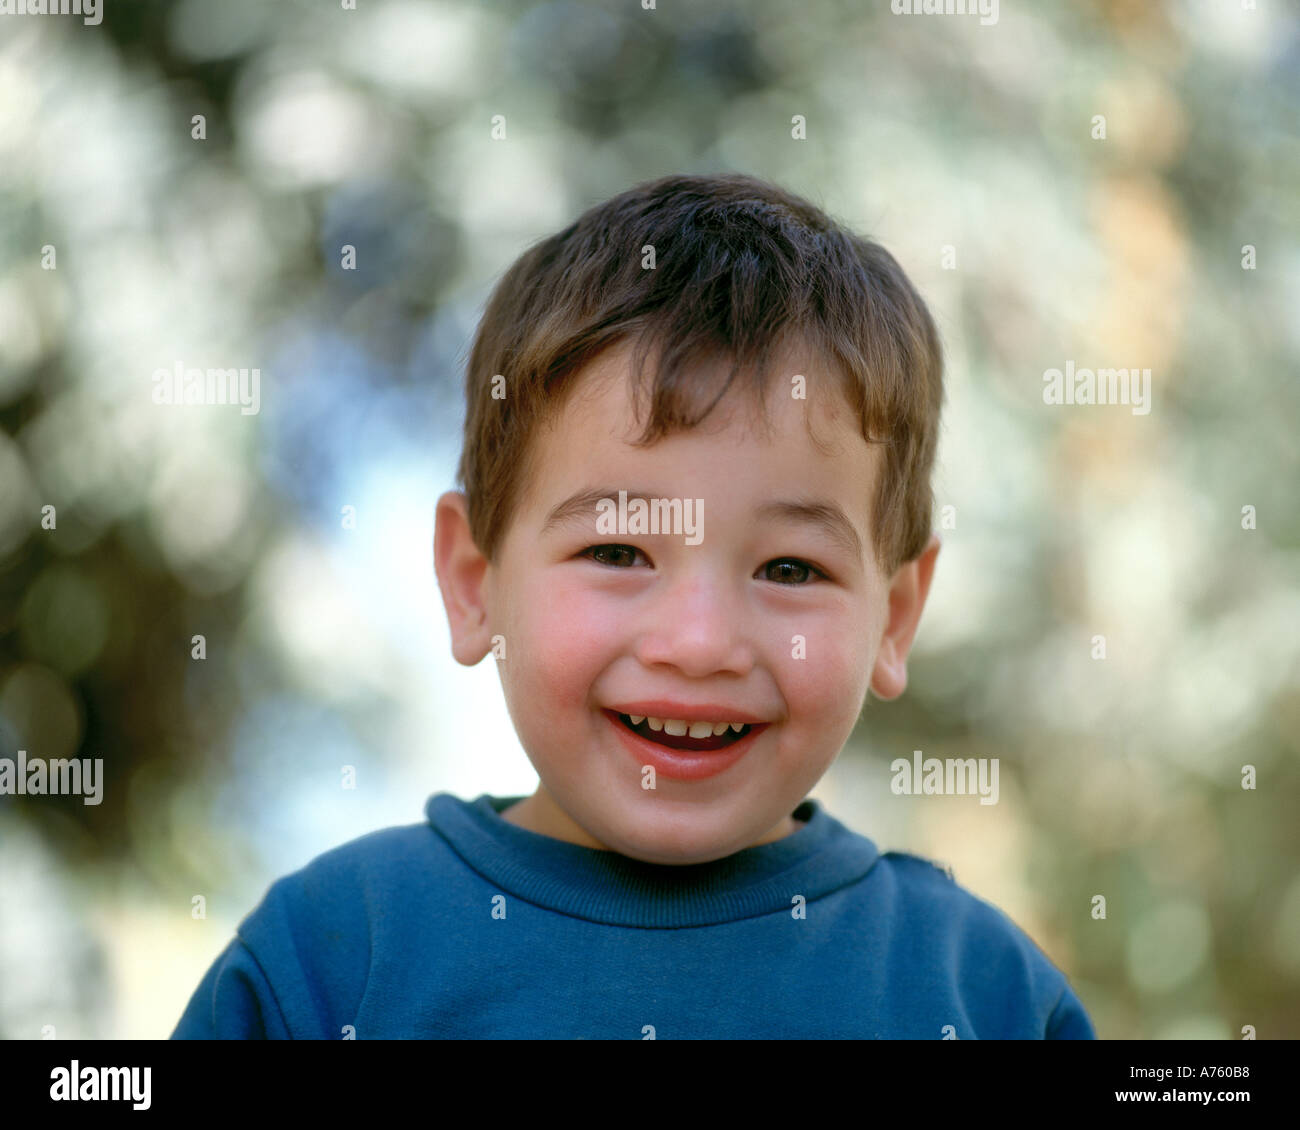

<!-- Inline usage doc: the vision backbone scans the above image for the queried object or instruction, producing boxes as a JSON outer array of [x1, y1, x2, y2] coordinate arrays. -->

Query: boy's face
[[435, 340, 938, 865]]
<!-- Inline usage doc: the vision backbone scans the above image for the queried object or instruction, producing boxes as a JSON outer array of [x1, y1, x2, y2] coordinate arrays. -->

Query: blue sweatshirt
[[172, 793, 1095, 1039]]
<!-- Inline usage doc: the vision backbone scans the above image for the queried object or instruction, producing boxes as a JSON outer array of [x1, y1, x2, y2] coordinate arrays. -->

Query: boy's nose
[[632, 575, 755, 678]]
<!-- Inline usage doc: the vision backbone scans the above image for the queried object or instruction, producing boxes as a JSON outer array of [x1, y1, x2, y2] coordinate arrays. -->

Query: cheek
[[499, 569, 624, 719], [763, 604, 875, 723]]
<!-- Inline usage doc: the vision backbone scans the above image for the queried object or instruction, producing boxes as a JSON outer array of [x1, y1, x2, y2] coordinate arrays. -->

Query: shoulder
[[233, 820, 461, 969], [244, 821, 449, 925], [274, 821, 446, 892], [873, 848, 1050, 961], [876, 849, 1019, 924], [868, 849, 1089, 1035], [174, 823, 451, 1040], [218, 821, 462, 1030]]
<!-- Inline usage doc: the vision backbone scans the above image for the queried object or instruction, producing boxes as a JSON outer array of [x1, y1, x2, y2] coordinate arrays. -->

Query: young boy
[[173, 173, 1094, 1039]]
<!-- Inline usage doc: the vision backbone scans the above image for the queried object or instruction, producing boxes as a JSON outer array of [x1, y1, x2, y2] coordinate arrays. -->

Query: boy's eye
[[578, 547, 827, 584], [761, 558, 824, 585], [581, 544, 647, 568]]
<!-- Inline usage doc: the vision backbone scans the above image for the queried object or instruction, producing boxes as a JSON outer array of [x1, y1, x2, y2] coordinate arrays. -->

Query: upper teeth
[[628, 715, 748, 736]]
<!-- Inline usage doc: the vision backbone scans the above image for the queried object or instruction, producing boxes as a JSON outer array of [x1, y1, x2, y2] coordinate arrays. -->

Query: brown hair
[[456, 172, 943, 575]]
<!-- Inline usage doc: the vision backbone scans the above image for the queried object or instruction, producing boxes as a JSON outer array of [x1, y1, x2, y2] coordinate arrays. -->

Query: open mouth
[[603, 709, 760, 753]]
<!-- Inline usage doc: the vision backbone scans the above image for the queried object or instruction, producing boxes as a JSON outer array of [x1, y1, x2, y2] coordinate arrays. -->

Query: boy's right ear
[[433, 491, 495, 666]]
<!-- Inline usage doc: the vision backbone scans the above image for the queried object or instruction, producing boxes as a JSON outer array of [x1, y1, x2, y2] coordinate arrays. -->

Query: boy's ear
[[433, 491, 494, 666], [869, 532, 941, 701]]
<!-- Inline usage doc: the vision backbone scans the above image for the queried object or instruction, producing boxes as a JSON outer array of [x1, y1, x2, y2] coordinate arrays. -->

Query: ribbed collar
[[425, 793, 880, 928]]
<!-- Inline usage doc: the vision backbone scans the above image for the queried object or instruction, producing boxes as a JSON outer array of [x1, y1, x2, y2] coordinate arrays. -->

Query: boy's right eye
[[580, 544, 648, 568]]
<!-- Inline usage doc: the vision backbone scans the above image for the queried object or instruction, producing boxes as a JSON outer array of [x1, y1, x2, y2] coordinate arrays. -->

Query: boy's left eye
[[578, 546, 826, 585], [760, 558, 826, 585]]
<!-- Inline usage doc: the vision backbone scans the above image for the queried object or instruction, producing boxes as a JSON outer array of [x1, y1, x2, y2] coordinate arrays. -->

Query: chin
[[617, 839, 736, 866], [593, 809, 753, 866]]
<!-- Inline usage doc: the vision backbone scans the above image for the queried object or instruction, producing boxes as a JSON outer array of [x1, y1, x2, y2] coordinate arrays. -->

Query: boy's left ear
[[869, 532, 941, 701]]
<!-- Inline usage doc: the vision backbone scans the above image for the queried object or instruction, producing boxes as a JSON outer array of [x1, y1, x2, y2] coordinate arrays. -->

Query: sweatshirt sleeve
[[171, 937, 291, 1040], [1044, 982, 1096, 1039]]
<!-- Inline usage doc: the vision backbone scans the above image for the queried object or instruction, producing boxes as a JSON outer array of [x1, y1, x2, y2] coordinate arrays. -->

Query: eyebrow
[[541, 487, 863, 559], [541, 488, 661, 533], [756, 498, 863, 559]]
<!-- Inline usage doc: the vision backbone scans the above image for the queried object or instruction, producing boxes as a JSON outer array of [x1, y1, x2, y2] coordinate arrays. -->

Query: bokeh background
[[1, 0, 1297, 1039]]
